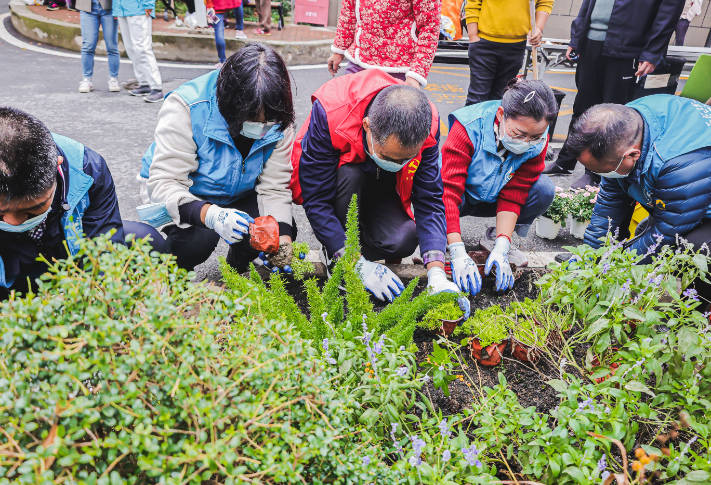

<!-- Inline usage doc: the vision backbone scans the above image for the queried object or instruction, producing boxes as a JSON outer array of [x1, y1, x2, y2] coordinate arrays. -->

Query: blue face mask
[[137, 201, 173, 228], [366, 132, 413, 172], [240, 121, 275, 140], [0, 205, 51, 233]]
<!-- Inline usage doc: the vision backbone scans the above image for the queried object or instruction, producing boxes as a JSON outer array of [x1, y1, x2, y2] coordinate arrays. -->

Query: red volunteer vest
[[290, 69, 439, 218]]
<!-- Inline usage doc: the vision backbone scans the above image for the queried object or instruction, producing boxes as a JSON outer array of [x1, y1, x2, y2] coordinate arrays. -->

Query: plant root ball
[[268, 242, 293, 267]]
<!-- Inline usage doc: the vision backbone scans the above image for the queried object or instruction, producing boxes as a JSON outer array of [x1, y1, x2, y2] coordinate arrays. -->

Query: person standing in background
[[543, 0, 685, 189], [254, 0, 272, 35], [206, 0, 247, 68], [77, 0, 120, 94], [326, 0, 441, 88], [676, 0, 703, 45], [113, 0, 164, 103], [464, 0, 554, 105]]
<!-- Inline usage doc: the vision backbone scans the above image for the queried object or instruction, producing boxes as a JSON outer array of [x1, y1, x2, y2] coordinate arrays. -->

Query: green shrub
[[454, 305, 509, 346], [290, 241, 314, 280], [419, 301, 463, 330]]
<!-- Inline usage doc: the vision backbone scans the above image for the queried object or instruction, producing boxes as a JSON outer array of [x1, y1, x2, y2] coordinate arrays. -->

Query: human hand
[[426, 266, 459, 295], [327, 53, 344, 76], [356, 256, 404, 302], [635, 61, 655, 77], [145, 8, 152, 16], [528, 27, 543, 47], [203, 205, 254, 244], [484, 236, 514, 291], [207, 7, 215, 15], [466, 24, 480, 42], [448, 242, 482, 296], [565, 46, 575, 61]]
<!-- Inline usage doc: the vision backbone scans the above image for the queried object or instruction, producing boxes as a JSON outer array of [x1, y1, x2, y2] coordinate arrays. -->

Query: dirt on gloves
[[268, 241, 293, 268]]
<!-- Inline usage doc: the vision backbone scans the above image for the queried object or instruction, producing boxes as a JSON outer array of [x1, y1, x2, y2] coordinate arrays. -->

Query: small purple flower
[[602, 471, 610, 481], [621, 278, 631, 294], [373, 334, 385, 355], [362, 456, 371, 466], [438, 418, 451, 439], [322, 338, 329, 352], [396, 366, 408, 377], [576, 398, 593, 413], [391, 423, 404, 455], [462, 445, 482, 468], [420, 374, 430, 383], [648, 273, 663, 286], [683, 288, 700, 302], [442, 449, 451, 462], [602, 262, 610, 275], [409, 435, 426, 467], [703, 311, 711, 319], [598, 455, 607, 473]]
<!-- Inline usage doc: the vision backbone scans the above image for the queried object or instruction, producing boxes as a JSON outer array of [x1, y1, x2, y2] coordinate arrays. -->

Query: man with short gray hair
[[291, 69, 458, 301], [565, 95, 711, 262]]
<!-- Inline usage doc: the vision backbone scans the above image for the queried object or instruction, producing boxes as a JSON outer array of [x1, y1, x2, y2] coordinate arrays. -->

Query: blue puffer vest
[[623, 95, 711, 216], [140, 70, 284, 207], [0, 134, 94, 288], [448, 100, 546, 204]]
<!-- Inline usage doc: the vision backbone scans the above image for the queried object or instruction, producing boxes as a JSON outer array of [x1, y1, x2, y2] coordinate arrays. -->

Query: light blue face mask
[[498, 119, 548, 155], [0, 205, 51, 233], [137, 201, 173, 228], [240, 121, 275, 140], [366, 132, 412, 172]]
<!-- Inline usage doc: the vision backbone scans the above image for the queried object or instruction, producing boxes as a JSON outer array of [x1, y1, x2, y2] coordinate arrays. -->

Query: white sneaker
[[108, 77, 120, 92], [234, 30, 247, 40], [78, 78, 93, 93]]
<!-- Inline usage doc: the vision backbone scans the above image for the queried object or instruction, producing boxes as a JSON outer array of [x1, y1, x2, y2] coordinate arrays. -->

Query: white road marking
[[0, 12, 328, 71]]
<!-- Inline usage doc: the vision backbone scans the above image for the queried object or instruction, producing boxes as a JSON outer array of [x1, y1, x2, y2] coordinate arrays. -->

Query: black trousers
[[162, 192, 297, 272], [466, 39, 526, 106], [685, 220, 711, 305], [557, 39, 637, 171], [335, 164, 417, 261]]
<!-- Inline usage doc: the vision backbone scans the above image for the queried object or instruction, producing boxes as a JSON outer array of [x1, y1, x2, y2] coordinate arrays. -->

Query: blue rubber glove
[[448, 241, 482, 296], [258, 252, 292, 274], [426, 266, 459, 294], [355, 256, 404, 302], [484, 236, 514, 291]]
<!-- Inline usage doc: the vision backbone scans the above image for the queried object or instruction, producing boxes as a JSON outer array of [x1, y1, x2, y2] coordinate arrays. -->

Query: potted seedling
[[454, 306, 509, 366], [568, 187, 598, 239], [420, 300, 464, 337], [510, 317, 549, 363], [468, 248, 490, 277], [536, 188, 570, 239]]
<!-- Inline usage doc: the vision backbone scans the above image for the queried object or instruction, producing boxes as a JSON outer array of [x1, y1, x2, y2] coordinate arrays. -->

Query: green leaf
[[624, 381, 655, 397], [684, 470, 711, 482], [359, 408, 380, 427], [547, 379, 568, 393]]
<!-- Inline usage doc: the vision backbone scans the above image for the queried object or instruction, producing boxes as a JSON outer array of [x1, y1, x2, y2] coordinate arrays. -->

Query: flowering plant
[[568, 185, 600, 222], [543, 186, 572, 225]]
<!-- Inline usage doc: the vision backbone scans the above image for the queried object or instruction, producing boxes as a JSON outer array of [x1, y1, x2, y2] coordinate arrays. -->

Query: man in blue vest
[[0, 107, 166, 298], [565, 96, 711, 272]]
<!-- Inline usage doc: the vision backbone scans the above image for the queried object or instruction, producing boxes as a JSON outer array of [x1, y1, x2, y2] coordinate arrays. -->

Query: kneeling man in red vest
[[291, 70, 458, 301]]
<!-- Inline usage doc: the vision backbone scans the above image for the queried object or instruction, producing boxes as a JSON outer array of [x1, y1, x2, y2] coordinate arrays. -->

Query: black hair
[[501, 79, 558, 124], [216, 43, 295, 140], [0, 107, 57, 202], [368, 85, 432, 148], [564, 103, 643, 162]]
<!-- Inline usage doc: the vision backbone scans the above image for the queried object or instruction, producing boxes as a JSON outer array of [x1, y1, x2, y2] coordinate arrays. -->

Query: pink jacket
[[205, 0, 241, 12], [331, 0, 441, 86]]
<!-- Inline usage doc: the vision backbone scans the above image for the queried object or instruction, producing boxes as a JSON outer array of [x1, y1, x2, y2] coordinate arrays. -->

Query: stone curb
[[9, 2, 332, 64]]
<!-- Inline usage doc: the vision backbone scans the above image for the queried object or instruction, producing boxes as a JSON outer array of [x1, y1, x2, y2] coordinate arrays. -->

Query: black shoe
[[570, 170, 601, 189], [542, 162, 572, 176], [144, 89, 164, 103], [129, 85, 151, 96]]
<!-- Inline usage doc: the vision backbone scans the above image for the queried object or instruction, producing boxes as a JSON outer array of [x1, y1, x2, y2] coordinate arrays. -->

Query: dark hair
[[501, 79, 558, 124], [564, 103, 642, 162], [368, 85, 432, 148], [216, 43, 295, 140], [0, 107, 57, 202]]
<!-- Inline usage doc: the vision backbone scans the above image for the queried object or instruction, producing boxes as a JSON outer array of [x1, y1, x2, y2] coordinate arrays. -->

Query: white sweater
[[146, 93, 295, 229]]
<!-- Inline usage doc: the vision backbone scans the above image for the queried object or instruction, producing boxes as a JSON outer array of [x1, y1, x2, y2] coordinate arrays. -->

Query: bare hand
[[207, 7, 215, 15], [706, 97, 711, 106], [145, 8, 152, 16], [327, 53, 344, 76], [528, 27, 543, 47], [635, 61, 655, 77], [405, 77, 421, 88], [466, 23, 480, 42], [565, 46, 574, 60]]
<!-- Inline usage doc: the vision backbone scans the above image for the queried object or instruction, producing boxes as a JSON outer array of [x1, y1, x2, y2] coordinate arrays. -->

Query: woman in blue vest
[[441, 80, 557, 294], [139, 44, 296, 273], [0, 107, 166, 299]]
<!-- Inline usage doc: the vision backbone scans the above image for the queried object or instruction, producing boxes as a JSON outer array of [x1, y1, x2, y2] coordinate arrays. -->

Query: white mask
[[240, 121, 275, 139], [592, 152, 634, 179]]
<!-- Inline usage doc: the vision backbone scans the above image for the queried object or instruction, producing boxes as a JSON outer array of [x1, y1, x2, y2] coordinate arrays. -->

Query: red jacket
[[290, 69, 439, 219], [205, 0, 242, 12], [331, 0, 440, 86]]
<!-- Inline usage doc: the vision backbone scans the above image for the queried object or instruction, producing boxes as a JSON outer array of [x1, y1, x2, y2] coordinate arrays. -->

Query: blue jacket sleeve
[[299, 100, 346, 257], [629, 148, 711, 259], [411, 124, 447, 254], [639, 0, 686, 66], [81, 147, 125, 244], [569, 0, 592, 51], [583, 178, 635, 248]]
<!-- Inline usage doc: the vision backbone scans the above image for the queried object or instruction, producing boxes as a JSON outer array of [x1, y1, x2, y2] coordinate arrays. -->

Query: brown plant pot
[[471, 338, 508, 366], [591, 348, 621, 384], [510, 339, 542, 363], [438, 317, 464, 338]]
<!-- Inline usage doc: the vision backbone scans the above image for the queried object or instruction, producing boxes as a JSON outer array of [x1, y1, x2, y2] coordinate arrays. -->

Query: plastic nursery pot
[[510, 339, 541, 363], [470, 338, 508, 366], [438, 317, 464, 338], [570, 219, 590, 239], [536, 216, 561, 240]]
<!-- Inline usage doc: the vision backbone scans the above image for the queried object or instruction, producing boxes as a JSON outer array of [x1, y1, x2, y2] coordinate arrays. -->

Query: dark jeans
[[460, 175, 555, 236], [466, 38, 526, 106], [123, 220, 169, 253], [213, 8, 244, 63], [557, 39, 637, 171], [334, 164, 417, 260], [675, 19, 690, 46], [162, 192, 297, 272]]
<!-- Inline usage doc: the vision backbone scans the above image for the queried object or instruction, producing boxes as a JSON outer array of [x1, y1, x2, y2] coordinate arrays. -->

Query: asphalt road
[[0, 0, 589, 280]]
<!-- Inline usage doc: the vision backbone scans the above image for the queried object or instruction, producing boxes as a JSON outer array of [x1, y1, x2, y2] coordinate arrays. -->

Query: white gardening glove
[[448, 242, 482, 296], [426, 266, 459, 294], [484, 236, 514, 291], [355, 256, 404, 302], [204, 205, 254, 244]]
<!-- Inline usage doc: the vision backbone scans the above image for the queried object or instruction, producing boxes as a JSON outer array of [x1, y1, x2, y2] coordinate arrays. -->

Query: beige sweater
[[146, 93, 295, 229]]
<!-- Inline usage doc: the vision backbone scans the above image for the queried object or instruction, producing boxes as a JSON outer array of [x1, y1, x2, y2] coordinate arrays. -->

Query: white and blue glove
[[204, 205, 254, 244], [448, 242, 482, 296], [484, 236, 515, 291], [426, 266, 459, 295], [356, 256, 404, 302]]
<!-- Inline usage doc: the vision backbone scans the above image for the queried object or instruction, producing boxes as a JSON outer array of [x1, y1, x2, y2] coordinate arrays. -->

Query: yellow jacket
[[464, 0, 554, 43]]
